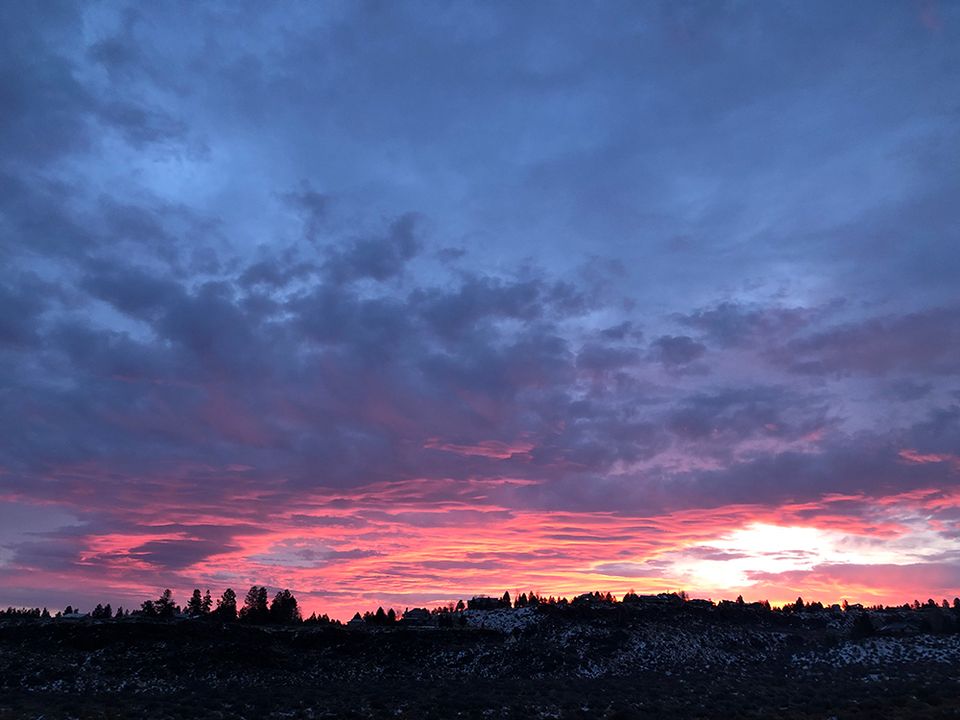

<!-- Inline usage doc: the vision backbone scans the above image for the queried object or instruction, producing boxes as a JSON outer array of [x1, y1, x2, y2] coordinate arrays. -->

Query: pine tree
[[155, 589, 176, 618], [201, 589, 213, 616], [269, 589, 301, 624], [187, 589, 204, 617], [216, 588, 237, 621], [241, 586, 269, 623]]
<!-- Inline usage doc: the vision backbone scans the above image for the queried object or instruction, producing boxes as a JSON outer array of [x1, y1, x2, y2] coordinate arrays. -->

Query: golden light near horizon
[[666, 522, 915, 597]]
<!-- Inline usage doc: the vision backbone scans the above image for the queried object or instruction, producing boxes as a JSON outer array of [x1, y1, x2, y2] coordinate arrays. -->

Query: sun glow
[[670, 522, 907, 590]]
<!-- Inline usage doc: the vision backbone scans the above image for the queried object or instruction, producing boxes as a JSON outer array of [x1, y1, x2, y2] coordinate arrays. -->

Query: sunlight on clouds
[[667, 522, 926, 590]]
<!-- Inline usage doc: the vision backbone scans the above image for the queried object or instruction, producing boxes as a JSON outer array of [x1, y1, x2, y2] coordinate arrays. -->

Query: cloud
[[323, 213, 422, 285], [1, 0, 959, 618], [129, 539, 238, 570], [649, 335, 707, 372], [773, 306, 960, 377], [676, 302, 821, 348]]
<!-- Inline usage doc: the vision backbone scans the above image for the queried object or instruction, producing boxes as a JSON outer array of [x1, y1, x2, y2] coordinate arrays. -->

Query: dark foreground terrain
[[2, 602, 960, 719]]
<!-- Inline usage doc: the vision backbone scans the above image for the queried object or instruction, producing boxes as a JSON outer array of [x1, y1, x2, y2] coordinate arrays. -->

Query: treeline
[[3, 588, 960, 624], [0, 586, 333, 626]]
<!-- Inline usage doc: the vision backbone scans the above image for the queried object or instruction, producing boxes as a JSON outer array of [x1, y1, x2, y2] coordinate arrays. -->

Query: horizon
[[2, 2, 959, 621], [10, 583, 960, 624]]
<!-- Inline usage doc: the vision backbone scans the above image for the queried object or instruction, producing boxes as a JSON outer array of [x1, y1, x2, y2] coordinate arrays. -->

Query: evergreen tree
[[201, 589, 213, 616], [386, 608, 396, 623], [216, 588, 238, 621], [241, 586, 269, 623], [187, 589, 204, 617], [269, 589, 302, 624], [501, 591, 511, 607], [455, 599, 465, 612], [155, 589, 176, 618]]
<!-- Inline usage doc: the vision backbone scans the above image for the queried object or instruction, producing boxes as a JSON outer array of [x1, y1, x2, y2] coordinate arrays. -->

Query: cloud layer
[[1, 1, 958, 618]]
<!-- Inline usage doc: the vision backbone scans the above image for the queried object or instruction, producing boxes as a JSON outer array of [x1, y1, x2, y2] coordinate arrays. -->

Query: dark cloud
[[323, 213, 422, 285], [775, 306, 960, 377], [129, 539, 239, 570], [676, 302, 822, 348], [650, 335, 707, 367]]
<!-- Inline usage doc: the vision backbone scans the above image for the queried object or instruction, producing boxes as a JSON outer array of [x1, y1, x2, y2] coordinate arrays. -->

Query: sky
[[1, 0, 959, 620]]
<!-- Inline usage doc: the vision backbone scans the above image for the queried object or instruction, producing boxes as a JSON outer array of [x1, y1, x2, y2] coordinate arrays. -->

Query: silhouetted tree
[[115, 606, 124, 618], [269, 589, 302, 624], [64, 605, 74, 616], [455, 599, 465, 612], [240, 586, 269, 623], [216, 588, 238, 621], [501, 591, 511, 607], [736, 595, 745, 605], [201, 589, 213, 616], [794, 596, 805, 611], [186, 589, 204, 617], [155, 589, 176, 618]]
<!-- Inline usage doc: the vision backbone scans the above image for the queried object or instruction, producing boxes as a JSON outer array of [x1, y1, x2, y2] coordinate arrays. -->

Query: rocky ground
[[2, 602, 959, 719]]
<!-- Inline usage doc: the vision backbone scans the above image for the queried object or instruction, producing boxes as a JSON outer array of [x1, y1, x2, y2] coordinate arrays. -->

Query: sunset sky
[[1, 1, 959, 620]]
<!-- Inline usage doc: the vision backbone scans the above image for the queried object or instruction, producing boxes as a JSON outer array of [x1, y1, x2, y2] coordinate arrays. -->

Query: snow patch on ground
[[462, 606, 539, 633]]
